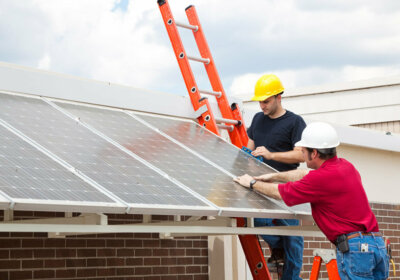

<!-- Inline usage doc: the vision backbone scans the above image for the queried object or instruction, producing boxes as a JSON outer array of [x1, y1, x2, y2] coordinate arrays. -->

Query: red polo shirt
[[278, 156, 379, 243]]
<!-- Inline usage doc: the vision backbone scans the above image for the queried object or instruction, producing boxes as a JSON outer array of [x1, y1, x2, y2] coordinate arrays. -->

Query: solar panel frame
[[53, 100, 308, 219], [131, 113, 312, 217], [0, 92, 219, 216], [0, 118, 128, 214]]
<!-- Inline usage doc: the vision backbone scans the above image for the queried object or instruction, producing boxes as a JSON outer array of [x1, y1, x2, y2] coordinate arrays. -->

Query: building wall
[[354, 121, 400, 135], [0, 212, 208, 280]]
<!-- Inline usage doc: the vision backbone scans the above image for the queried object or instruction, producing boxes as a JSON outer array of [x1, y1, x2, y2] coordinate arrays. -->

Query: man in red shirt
[[235, 122, 389, 279]]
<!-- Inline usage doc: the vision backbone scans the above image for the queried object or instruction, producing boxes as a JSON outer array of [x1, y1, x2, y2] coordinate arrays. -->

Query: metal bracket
[[313, 249, 336, 263], [193, 104, 208, 119]]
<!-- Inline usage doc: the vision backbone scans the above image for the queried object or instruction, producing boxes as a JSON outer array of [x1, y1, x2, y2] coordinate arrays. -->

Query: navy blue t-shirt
[[247, 110, 306, 172]]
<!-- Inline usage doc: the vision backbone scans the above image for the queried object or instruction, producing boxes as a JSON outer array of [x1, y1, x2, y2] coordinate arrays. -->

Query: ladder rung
[[175, 21, 198, 31], [217, 124, 234, 132], [215, 117, 239, 125], [187, 55, 210, 64], [199, 89, 222, 98]]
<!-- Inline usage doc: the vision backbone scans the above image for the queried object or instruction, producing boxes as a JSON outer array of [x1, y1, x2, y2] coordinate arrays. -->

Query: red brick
[[0, 239, 20, 248], [116, 267, 135, 275], [87, 258, 106, 267], [193, 257, 207, 265], [126, 239, 143, 247], [66, 239, 86, 247], [97, 268, 116, 276], [98, 248, 116, 257], [21, 239, 43, 248], [10, 270, 32, 279], [144, 257, 161, 266], [22, 259, 43, 269], [144, 240, 160, 248], [177, 240, 192, 248], [87, 239, 106, 247], [77, 268, 97, 278], [193, 275, 208, 280], [178, 276, 193, 280], [162, 257, 177, 265], [169, 266, 185, 274], [107, 257, 125, 266], [134, 233, 152, 239], [135, 248, 152, 257], [160, 239, 177, 247], [126, 257, 143, 266], [186, 266, 201, 273], [66, 258, 85, 267], [44, 259, 66, 268], [153, 266, 169, 274], [0, 250, 9, 259], [57, 248, 77, 258], [169, 249, 185, 256], [153, 249, 169, 256], [34, 270, 55, 279], [177, 257, 193, 265], [107, 239, 125, 247], [56, 269, 76, 278], [76, 248, 95, 257], [0, 260, 19, 269], [135, 266, 152, 275], [12, 248, 35, 259], [45, 238, 66, 247], [34, 249, 55, 258]]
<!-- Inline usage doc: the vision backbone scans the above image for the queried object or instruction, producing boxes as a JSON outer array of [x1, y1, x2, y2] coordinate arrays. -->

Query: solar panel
[[134, 114, 311, 215], [0, 93, 216, 216], [54, 102, 294, 218], [0, 124, 124, 213]]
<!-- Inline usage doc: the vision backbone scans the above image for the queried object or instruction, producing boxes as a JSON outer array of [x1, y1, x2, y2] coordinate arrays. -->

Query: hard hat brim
[[251, 91, 283, 101]]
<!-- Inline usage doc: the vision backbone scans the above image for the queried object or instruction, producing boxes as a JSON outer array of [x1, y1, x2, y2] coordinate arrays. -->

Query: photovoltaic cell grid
[[0, 125, 116, 204], [137, 115, 276, 176], [55, 102, 287, 213], [0, 94, 210, 211], [136, 115, 311, 214]]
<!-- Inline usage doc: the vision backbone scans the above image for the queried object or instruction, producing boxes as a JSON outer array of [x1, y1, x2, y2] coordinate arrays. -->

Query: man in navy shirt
[[247, 74, 306, 279]]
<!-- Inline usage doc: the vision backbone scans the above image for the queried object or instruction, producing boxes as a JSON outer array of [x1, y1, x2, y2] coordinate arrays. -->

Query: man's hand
[[252, 146, 273, 160], [233, 174, 254, 188], [254, 173, 276, 182]]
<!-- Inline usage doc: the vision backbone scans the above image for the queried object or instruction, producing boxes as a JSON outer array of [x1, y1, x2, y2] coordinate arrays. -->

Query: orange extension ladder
[[157, 0, 248, 149], [157, 1, 271, 279]]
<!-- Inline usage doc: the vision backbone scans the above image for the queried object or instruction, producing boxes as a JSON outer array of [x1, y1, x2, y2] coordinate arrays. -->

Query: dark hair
[[305, 147, 336, 160]]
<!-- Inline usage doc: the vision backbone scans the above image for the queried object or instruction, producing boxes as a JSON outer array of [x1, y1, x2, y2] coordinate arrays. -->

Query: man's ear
[[312, 149, 318, 159]]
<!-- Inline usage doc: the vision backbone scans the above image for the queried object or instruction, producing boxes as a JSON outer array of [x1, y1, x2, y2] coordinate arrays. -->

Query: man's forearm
[[253, 181, 282, 200], [269, 150, 304, 164], [267, 169, 309, 183]]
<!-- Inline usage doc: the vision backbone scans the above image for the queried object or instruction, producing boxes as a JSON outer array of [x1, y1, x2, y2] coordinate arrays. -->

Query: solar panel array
[[0, 92, 311, 218]]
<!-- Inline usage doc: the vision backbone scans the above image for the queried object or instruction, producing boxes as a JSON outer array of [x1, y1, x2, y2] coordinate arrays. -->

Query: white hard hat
[[295, 122, 340, 149]]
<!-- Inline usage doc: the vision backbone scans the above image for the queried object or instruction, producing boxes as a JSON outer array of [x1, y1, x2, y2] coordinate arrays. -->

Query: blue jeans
[[336, 232, 389, 280], [254, 218, 303, 280]]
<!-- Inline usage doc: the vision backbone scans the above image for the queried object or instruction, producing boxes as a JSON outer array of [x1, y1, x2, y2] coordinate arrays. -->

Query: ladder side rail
[[158, 0, 220, 135], [310, 256, 322, 280], [237, 218, 272, 280], [185, 5, 248, 148], [326, 259, 341, 280]]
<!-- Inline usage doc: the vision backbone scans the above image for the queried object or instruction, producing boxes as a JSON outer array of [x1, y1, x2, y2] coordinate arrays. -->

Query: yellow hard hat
[[252, 74, 284, 101]]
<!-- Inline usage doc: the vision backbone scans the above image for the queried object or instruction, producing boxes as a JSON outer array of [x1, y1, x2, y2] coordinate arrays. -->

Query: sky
[[1, 0, 400, 100]]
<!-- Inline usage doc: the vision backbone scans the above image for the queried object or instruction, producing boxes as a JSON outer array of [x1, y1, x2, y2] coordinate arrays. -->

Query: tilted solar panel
[[0, 93, 216, 216], [135, 114, 311, 214], [55, 102, 301, 218], [0, 124, 124, 213]]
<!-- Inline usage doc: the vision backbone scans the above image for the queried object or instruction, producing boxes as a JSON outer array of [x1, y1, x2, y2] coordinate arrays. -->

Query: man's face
[[302, 147, 317, 169], [259, 95, 279, 116]]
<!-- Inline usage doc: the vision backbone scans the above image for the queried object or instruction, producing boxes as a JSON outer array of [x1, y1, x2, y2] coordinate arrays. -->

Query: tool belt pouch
[[336, 234, 349, 253]]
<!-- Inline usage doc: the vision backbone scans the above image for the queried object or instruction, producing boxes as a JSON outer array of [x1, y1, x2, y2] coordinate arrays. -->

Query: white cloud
[[0, 0, 399, 97]]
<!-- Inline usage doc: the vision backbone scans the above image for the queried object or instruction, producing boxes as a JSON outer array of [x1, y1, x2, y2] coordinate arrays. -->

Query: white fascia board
[[242, 108, 400, 153], [0, 223, 324, 238], [284, 75, 400, 97], [0, 62, 241, 120]]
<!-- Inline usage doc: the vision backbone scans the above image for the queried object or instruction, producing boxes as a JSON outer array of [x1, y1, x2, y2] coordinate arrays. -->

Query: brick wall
[[0, 202, 399, 280], [0, 212, 208, 280]]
